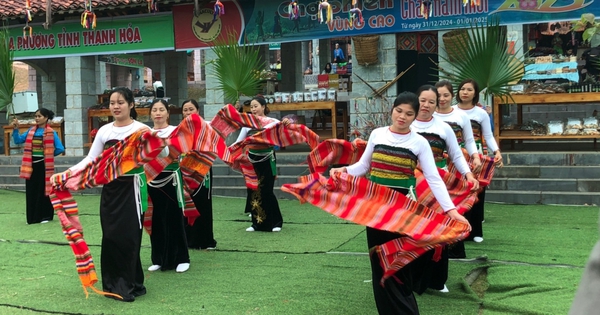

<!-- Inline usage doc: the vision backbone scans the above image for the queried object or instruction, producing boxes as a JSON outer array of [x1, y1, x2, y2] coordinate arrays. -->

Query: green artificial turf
[[0, 189, 598, 315]]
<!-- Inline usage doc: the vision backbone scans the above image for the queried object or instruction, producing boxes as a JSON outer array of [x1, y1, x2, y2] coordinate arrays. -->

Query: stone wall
[[349, 33, 396, 140], [63, 56, 97, 156]]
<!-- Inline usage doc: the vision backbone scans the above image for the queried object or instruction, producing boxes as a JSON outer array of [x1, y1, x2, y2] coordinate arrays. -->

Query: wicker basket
[[442, 29, 468, 62], [353, 35, 379, 66]]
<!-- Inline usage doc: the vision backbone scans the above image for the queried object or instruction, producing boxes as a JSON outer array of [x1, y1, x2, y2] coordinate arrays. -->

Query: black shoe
[[132, 286, 147, 297], [105, 294, 135, 302]]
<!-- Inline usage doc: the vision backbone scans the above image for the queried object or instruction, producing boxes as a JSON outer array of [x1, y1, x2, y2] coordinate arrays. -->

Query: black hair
[[416, 84, 439, 107], [393, 91, 420, 113], [36, 108, 55, 120], [151, 99, 170, 113], [252, 95, 269, 115], [181, 99, 199, 110], [456, 79, 480, 105], [434, 80, 454, 97], [109, 87, 137, 119]]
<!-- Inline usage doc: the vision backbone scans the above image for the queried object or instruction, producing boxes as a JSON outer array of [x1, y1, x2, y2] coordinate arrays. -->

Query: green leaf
[[437, 16, 524, 104], [210, 30, 265, 105], [0, 27, 16, 115]]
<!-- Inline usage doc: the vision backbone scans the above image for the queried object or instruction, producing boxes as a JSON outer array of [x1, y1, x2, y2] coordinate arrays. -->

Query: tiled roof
[[1, 0, 193, 19]]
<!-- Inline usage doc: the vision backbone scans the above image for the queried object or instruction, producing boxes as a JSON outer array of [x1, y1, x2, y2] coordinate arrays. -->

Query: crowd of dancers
[[13, 79, 502, 314]]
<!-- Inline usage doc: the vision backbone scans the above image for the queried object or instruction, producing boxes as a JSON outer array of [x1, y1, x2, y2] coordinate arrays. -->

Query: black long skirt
[[245, 152, 282, 231], [367, 187, 437, 315], [25, 157, 54, 224], [465, 188, 485, 240], [186, 170, 217, 249], [448, 188, 486, 258], [148, 171, 190, 270], [100, 177, 146, 302]]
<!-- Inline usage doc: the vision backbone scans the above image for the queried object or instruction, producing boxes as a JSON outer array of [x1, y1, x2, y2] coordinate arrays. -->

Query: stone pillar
[[349, 33, 397, 140], [318, 39, 331, 70], [194, 50, 203, 83], [96, 61, 109, 93], [312, 39, 320, 74], [203, 49, 224, 121], [280, 42, 303, 92], [64, 56, 97, 156], [164, 51, 189, 107], [301, 41, 309, 74]]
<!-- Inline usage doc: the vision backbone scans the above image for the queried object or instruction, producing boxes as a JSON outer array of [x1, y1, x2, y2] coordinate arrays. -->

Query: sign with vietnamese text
[[98, 54, 144, 68], [173, 0, 600, 49], [8, 14, 174, 60]]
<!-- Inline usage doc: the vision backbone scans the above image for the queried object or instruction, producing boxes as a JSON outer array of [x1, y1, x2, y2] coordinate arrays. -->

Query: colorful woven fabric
[[446, 149, 496, 188], [445, 121, 464, 146], [417, 132, 446, 163], [141, 114, 224, 233], [470, 120, 489, 155], [415, 166, 477, 215], [20, 125, 55, 196], [282, 172, 471, 285], [223, 123, 319, 189], [307, 138, 367, 173], [49, 129, 167, 298], [210, 104, 272, 139], [51, 114, 222, 298], [370, 144, 418, 185]]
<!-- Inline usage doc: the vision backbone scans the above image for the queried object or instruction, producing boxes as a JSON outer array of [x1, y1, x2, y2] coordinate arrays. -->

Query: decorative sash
[[50, 114, 219, 299], [19, 125, 56, 196], [282, 172, 471, 285], [221, 123, 319, 189]]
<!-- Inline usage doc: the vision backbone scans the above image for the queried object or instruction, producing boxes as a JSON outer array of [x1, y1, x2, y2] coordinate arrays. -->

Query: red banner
[[172, 1, 245, 50]]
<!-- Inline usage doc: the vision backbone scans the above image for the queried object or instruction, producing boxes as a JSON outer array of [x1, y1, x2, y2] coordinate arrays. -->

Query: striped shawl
[[19, 125, 56, 196], [282, 172, 471, 285], [221, 123, 320, 189], [50, 114, 221, 298]]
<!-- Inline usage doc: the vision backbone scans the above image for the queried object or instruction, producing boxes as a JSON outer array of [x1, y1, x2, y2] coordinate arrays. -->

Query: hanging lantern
[[420, 0, 432, 19], [25, 0, 33, 22], [213, 0, 224, 21]]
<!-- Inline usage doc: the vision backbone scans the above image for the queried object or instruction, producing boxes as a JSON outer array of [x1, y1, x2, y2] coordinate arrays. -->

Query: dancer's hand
[[329, 166, 347, 177], [471, 154, 482, 174], [282, 118, 291, 126], [465, 173, 480, 191], [11, 118, 19, 129], [446, 209, 469, 225], [493, 151, 503, 168]]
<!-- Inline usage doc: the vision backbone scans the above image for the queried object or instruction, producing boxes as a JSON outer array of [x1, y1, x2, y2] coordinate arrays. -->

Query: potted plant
[[572, 13, 600, 47], [438, 16, 524, 104], [0, 28, 16, 119], [209, 31, 265, 105]]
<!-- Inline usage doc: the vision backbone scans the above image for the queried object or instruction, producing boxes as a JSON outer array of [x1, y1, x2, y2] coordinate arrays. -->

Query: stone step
[[212, 186, 296, 200], [0, 183, 103, 195], [503, 152, 599, 166], [494, 165, 600, 179], [486, 190, 600, 206], [210, 164, 311, 177], [211, 175, 303, 187], [488, 178, 600, 192]]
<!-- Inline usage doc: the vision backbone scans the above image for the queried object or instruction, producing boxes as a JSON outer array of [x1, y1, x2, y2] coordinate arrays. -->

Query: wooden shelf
[[3, 122, 65, 156], [494, 93, 600, 105], [493, 93, 600, 149], [86, 106, 182, 147], [499, 130, 600, 140]]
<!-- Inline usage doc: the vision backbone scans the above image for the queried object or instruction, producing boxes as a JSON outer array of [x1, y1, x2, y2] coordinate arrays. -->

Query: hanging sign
[[8, 14, 174, 60], [97, 54, 144, 68], [173, 0, 600, 50]]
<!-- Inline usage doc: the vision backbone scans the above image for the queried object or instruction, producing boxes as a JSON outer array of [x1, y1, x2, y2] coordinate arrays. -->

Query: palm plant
[[0, 28, 16, 118], [210, 31, 265, 104], [438, 16, 524, 103]]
